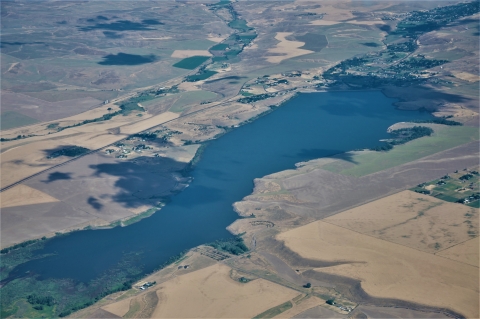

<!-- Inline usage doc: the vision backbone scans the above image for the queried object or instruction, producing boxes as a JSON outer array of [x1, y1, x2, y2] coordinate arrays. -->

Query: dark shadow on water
[[98, 53, 157, 65], [205, 76, 247, 83], [362, 42, 381, 47], [79, 20, 159, 32], [294, 149, 358, 164], [86, 15, 109, 22], [142, 19, 164, 25], [1, 41, 44, 48], [42, 172, 72, 183], [89, 156, 186, 208], [103, 31, 123, 39]]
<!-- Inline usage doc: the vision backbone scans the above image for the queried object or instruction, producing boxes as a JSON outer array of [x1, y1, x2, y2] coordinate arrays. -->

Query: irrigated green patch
[[0, 111, 39, 130], [172, 56, 210, 70], [254, 300, 293, 319], [228, 19, 253, 32], [210, 43, 229, 51], [411, 169, 479, 207], [295, 33, 328, 52], [169, 90, 217, 113], [323, 126, 479, 177], [185, 70, 217, 82]]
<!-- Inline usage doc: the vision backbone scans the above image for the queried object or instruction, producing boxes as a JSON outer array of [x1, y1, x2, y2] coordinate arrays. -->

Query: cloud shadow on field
[[79, 20, 159, 32], [87, 196, 103, 210], [98, 53, 157, 66], [43, 172, 72, 183]]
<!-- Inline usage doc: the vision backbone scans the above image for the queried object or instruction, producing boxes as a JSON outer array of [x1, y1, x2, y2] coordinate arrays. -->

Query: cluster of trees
[[0, 134, 35, 142], [371, 126, 434, 152], [389, 126, 434, 144], [390, 57, 448, 71], [395, 1, 480, 36], [27, 294, 55, 307], [1, 236, 47, 254], [47, 146, 90, 159], [412, 118, 462, 126], [238, 93, 276, 104], [386, 40, 417, 53], [207, 236, 248, 255]]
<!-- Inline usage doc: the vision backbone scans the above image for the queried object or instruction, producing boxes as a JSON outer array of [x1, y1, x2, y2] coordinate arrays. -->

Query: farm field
[[96, 263, 299, 319], [325, 190, 478, 254], [172, 56, 211, 70], [412, 167, 480, 207], [277, 219, 479, 318], [322, 125, 479, 177], [0, 111, 39, 130], [1, 1, 480, 318]]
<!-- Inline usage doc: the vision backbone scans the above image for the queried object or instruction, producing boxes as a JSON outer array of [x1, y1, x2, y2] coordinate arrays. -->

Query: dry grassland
[[170, 50, 212, 58], [278, 221, 479, 318], [0, 184, 59, 208], [103, 263, 299, 318], [274, 295, 325, 318], [266, 32, 314, 63], [347, 20, 386, 25], [437, 237, 479, 267], [207, 35, 226, 43], [325, 190, 478, 253], [119, 112, 179, 134], [1, 111, 178, 187], [453, 72, 480, 82], [309, 20, 341, 26]]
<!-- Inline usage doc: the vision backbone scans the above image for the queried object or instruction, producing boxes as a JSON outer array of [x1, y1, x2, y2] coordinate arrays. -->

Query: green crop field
[[411, 169, 479, 207], [170, 90, 217, 113], [172, 56, 210, 70], [1, 111, 39, 130], [185, 70, 217, 82], [323, 126, 479, 177], [210, 43, 229, 51], [228, 19, 252, 32]]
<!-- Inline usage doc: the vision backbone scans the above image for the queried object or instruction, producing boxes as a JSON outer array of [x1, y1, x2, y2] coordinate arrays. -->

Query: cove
[[4, 91, 432, 285]]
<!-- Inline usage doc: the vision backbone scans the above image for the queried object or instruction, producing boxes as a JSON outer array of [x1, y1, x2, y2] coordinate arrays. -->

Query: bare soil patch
[[325, 190, 478, 253], [104, 263, 299, 319], [0, 92, 101, 123], [437, 237, 479, 267], [266, 32, 313, 63], [0, 184, 59, 208], [170, 50, 212, 58], [278, 221, 479, 318]]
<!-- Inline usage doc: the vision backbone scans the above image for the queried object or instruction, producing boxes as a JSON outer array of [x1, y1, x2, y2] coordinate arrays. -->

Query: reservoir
[[5, 91, 432, 286]]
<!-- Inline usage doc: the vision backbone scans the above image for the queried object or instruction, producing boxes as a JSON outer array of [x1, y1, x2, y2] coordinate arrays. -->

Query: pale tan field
[[275, 295, 325, 318], [437, 237, 479, 267], [453, 71, 480, 82], [207, 35, 226, 43], [119, 111, 179, 134], [0, 184, 59, 208], [152, 264, 298, 318], [325, 190, 478, 253], [101, 298, 131, 317], [266, 32, 314, 63], [309, 20, 341, 26], [278, 221, 479, 318], [347, 20, 386, 25], [1, 111, 179, 187], [103, 263, 299, 319], [170, 50, 212, 58]]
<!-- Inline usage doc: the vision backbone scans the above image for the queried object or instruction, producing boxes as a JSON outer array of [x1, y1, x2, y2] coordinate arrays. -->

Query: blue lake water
[[7, 91, 432, 284]]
